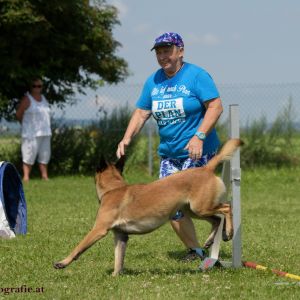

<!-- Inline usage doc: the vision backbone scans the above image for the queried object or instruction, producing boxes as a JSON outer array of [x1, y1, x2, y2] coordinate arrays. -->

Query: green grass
[[1, 167, 300, 299]]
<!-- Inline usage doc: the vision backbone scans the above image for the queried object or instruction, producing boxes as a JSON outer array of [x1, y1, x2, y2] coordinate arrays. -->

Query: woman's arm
[[16, 96, 30, 123], [116, 108, 152, 158]]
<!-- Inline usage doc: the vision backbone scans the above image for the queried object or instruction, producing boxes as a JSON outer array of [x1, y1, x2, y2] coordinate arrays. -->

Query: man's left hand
[[184, 136, 204, 160]]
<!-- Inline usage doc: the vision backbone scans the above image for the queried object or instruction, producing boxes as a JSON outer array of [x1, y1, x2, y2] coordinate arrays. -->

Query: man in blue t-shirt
[[117, 32, 223, 261]]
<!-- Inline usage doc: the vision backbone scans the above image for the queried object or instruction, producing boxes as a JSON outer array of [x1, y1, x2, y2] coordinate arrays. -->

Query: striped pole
[[243, 261, 300, 281]]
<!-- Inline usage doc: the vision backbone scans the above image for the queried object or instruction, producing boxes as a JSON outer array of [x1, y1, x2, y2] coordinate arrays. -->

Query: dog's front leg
[[112, 230, 129, 276], [202, 216, 222, 248], [213, 203, 233, 241], [54, 225, 109, 269]]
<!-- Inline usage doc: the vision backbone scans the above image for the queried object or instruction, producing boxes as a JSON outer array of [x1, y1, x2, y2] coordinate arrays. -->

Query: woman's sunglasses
[[32, 85, 43, 88]]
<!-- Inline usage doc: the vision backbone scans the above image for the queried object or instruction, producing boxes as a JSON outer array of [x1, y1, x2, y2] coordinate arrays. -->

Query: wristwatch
[[194, 131, 206, 141]]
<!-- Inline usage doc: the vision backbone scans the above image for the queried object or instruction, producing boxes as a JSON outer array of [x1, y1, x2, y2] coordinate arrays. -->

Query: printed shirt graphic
[[152, 97, 185, 126], [136, 62, 220, 158]]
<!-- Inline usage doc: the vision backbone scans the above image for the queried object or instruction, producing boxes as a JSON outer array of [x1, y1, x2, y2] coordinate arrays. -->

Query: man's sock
[[192, 247, 207, 259]]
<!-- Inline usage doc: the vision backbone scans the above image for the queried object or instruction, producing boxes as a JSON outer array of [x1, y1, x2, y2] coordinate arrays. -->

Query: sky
[[105, 0, 300, 85], [47, 0, 300, 123], [53, 0, 299, 124], [3, 0, 300, 127]]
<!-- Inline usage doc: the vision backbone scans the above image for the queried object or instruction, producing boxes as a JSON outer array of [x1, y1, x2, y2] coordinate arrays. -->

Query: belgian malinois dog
[[54, 139, 242, 275]]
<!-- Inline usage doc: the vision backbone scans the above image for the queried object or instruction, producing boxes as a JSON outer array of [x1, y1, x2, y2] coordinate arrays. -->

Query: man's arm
[[198, 97, 223, 134], [184, 97, 223, 159], [116, 108, 152, 158]]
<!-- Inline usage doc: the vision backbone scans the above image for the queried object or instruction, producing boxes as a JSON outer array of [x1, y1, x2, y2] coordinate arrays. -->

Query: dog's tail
[[206, 139, 243, 171]]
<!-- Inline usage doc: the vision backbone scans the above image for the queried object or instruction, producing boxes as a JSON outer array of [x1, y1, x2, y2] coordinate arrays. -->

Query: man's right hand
[[116, 138, 131, 158], [115, 108, 151, 158]]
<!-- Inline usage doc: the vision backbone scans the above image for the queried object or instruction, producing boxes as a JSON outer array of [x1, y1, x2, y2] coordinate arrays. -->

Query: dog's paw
[[203, 239, 214, 249], [53, 262, 66, 269], [112, 271, 121, 277], [223, 229, 233, 242]]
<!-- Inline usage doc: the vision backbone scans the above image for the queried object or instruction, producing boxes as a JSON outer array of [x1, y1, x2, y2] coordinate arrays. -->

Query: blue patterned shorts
[[159, 152, 217, 221]]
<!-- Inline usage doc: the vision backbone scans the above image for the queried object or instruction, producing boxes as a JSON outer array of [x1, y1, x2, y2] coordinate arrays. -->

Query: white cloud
[[186, 33, 221, 46], [133, 23, 151, 34], [110, 0, 128, 19], [202, 33, 221, 46]]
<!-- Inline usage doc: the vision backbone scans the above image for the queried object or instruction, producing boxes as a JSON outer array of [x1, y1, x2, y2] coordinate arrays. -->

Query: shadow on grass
[[106, 268, 201, 276], [103, 249, 233, 277], [166, 249, 232, 261]]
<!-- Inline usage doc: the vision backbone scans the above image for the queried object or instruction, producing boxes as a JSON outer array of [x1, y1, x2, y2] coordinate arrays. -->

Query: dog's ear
[[115, 155, 126, 173], [96, 155, 108, 173]]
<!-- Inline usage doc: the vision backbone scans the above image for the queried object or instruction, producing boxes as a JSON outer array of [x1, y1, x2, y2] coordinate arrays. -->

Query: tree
[[0, 0, 128, 120]]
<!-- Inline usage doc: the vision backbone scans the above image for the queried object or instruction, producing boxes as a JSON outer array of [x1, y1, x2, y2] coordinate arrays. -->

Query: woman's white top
[[21, 92, 52, 138]]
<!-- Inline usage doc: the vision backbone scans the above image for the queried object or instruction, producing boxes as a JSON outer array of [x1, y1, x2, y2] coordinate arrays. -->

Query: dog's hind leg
[[54, 225, 109, 269], [112, 230, 129, 276]]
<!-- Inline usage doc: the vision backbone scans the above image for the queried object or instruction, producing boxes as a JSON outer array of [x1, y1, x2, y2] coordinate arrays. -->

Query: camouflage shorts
[[159, 152, 217, 221]]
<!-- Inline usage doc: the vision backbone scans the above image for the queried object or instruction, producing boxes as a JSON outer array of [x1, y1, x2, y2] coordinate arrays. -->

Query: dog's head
[[95, 156, 126, 201], [96, 155, 125, 174]]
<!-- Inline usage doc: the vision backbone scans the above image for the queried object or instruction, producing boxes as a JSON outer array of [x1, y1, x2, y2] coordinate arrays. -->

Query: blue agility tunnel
[[0, 161, 27, 238]]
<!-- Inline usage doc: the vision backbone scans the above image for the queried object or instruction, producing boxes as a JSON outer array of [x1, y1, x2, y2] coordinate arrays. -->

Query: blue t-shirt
[[136, 62, 220, 159]]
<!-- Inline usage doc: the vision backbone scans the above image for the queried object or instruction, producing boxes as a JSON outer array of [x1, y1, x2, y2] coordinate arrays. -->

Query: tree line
[[0, 0, 128, 120]]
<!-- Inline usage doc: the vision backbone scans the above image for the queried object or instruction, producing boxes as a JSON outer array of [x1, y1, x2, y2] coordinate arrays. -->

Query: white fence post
[[200, 104, 242, 270], [229, 104, 242, 268], [148, 123, 153, 177]]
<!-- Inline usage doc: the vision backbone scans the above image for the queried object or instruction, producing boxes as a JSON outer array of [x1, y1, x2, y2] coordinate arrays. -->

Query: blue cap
[[151, 32, 184, 51]]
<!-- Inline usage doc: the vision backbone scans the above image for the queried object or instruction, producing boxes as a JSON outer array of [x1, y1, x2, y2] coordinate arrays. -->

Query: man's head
[[151, 32, 184, 77], [151, 32, 184, 51]]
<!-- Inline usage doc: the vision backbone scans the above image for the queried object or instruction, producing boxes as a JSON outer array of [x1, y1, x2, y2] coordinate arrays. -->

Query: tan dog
[[54, 139, 242, 275]]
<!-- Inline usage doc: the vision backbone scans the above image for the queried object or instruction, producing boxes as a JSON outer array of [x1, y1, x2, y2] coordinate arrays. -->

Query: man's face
[[155, 45, 184, 75]]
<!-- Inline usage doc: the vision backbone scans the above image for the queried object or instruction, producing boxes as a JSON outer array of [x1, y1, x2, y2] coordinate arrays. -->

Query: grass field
[[0, 167, 300, 299]]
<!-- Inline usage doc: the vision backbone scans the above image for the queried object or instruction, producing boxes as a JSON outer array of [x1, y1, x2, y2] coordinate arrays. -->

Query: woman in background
[[16, 77, 51, 182]]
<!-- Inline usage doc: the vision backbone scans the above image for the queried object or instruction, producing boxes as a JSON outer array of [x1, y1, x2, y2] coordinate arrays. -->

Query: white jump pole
[[200, 104, 242, 270], [229, 104, 242, 268]]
